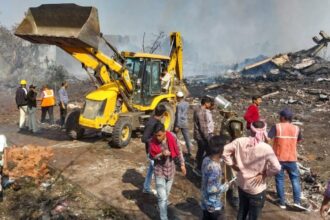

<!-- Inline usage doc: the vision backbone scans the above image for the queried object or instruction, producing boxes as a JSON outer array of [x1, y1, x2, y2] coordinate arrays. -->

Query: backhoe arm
[[167, 32, 183, 81], [14, 4, 133, 93], [62, 46, 133, 92]]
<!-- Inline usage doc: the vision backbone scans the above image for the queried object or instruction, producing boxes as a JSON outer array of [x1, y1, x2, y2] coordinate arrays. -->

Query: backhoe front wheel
[[111, 117, 132, 148], [66, 110, 85, 140], [160, 102, 175, 131]]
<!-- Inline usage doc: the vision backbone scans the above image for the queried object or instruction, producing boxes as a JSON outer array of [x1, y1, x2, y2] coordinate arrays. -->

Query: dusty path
[[0, 123, 321, 220]]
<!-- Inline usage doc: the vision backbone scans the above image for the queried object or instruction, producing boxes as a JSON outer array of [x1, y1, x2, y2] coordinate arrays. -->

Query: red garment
[[244, 104, 260, 129], [149, 131, 179, 159]]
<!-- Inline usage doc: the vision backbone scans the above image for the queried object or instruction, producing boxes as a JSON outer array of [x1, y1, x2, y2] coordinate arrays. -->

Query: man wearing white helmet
[[15, 80, 28, 131], [174, 91, 192, 156]]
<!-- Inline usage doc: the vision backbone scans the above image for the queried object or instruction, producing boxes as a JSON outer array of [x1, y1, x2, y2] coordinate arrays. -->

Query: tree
[[45, 64, 68, 88], [141, 31, 166, 54]]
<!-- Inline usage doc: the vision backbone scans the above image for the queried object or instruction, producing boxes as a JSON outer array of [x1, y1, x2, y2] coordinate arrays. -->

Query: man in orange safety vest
[[40, 85, 56, 125], [268, 108, 305, 211]]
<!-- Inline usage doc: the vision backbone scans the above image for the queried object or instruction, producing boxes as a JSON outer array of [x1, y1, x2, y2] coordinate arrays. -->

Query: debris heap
[[241, 31, 330, 80], [3, 145, 53, 182]]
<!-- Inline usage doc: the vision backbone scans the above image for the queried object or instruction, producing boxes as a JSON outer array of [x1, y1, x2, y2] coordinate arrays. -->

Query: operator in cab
[[160, 70, 171, 92]]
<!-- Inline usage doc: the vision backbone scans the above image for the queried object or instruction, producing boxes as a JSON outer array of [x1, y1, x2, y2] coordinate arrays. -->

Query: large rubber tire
[[66, 110, 85, 140], [111, 117, 132, 148], [160, 102, 175, 131]]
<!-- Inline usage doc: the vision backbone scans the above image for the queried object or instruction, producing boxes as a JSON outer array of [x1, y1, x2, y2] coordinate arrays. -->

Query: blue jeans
[[275, 162, 301, 205], [155, 176, 174, 220], [27, 107, 38, 132], [143, 156, 154, 192], [176, 127, 192, 154]]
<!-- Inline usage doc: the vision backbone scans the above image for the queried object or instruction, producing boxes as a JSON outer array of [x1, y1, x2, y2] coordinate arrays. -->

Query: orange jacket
[[41, 89, 55, 107], [273, 122, 299, 162]]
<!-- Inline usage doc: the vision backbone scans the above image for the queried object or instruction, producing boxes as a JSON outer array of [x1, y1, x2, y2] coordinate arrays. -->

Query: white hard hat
[[176, 91, 184, 98]]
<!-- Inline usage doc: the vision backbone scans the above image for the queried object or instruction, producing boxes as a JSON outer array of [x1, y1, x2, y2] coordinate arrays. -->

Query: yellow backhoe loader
[[15, 4, 187, 147]]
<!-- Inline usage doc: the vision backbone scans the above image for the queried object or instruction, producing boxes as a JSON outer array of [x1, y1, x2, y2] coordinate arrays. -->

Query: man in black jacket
[[141, 104, 166, 195], [15, 80, 28, 131], [27, 85, 39, 133]]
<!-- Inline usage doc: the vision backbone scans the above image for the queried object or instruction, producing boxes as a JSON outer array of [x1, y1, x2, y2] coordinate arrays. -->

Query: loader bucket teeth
[[15, 4, 100, 49]]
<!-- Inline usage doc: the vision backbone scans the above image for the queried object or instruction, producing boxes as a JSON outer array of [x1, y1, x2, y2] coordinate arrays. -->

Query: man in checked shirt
[[193, 96, 213, 176], [149, 122, 186, 220]]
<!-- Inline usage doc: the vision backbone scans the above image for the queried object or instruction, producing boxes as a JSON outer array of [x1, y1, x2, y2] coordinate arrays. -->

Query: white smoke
[[2, 0, 330, 75]]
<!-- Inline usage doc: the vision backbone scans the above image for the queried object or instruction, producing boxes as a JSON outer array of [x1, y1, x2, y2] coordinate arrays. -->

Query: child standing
[[201, 135, 230, 220]]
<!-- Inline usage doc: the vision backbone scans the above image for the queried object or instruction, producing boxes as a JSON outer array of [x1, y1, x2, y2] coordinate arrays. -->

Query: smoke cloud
[[1, 0, 330, 66]]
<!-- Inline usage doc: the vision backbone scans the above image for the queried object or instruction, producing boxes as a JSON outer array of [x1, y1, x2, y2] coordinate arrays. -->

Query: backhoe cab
[[15, 4, 187, 147]]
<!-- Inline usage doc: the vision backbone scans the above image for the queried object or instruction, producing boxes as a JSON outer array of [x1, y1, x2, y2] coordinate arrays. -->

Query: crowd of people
[[15, 80, 69, 133], [12, 79, 330, 219], [140, 92, 330, 220]]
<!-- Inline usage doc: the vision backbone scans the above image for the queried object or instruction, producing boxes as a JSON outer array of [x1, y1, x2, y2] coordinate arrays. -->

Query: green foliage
[[45, 64, 69, 87]]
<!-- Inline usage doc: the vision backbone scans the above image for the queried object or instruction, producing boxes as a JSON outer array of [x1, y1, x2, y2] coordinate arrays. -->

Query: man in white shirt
[[0, 135, 7, 166], [206, 108, 214, 136], [160, 71, 171, 92]]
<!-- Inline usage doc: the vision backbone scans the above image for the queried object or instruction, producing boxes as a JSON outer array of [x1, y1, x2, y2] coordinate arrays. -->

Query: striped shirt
[[193, 106, 209, 141]]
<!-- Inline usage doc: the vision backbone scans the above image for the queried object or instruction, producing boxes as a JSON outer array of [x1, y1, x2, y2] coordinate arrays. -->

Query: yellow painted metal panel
[[133, 94, 175, 111], [121, 51, 170, 60]]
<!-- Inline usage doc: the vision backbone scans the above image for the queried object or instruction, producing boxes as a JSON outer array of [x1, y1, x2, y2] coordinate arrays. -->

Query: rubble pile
[[186, 33, 330, 209], [240, 31, 330, 81], [0, 175, 123, 220], [188, 75, 330, 211], [3, 145, 53, 182]]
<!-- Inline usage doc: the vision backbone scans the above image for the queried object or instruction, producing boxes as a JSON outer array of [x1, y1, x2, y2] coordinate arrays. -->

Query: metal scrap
[[205, 83, 221, 91], [261, 91, 280, 98], [315, 77, 330, 82], [293, 58, 316, 70], [319, 94, 329, 101]]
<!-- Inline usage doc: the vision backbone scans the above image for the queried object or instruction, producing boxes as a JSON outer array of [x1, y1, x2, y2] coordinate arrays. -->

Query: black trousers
[[41, 106, 54, 124], [203, 209, 226, 220], [237, 187, 265, 220], [60, 104, 67, 126], [195, 139, 208, 171]]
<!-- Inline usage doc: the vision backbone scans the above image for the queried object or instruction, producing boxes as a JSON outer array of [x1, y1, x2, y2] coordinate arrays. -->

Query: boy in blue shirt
[[201, 135, 230, 220]]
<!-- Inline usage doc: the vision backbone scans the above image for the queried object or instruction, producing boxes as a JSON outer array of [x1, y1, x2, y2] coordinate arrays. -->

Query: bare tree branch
[[149, 31, 165, 54], [141, 31, 166, 54]]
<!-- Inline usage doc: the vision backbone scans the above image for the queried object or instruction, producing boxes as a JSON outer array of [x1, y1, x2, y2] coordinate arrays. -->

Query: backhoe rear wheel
[[111, 117, 132, 148], [66, 110, 85, 140], [160, 102, 175, 131]]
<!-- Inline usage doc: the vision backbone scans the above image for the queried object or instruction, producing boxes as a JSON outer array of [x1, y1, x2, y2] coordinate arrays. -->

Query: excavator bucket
[[15, 4, 100, 49]]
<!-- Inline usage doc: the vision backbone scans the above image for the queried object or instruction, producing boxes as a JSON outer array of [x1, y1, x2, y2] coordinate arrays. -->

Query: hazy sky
[[1, 0, 330, 63]]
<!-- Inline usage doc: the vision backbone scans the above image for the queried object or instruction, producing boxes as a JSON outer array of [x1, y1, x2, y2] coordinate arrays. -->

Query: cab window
[[150, 62, 161, 94]]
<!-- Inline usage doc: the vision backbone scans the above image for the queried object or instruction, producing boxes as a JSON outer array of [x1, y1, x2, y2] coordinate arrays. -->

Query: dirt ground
[[0, 88, 326, 220]]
